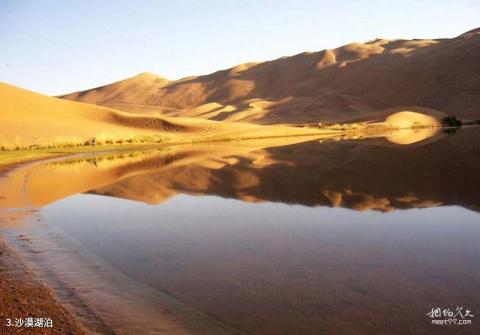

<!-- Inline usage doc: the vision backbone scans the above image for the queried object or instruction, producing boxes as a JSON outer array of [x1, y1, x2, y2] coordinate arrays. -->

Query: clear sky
[[1, 0, 479, 95]]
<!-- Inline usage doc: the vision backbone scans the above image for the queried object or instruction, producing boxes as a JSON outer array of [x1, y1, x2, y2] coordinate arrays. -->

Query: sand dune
[[0, 82, 187, 149], [0, 82, 340, 151], [61, 29, 480, 124], [4, 26, 472, 153]]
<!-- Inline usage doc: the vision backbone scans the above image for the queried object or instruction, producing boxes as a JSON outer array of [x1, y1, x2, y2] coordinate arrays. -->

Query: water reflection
[[44, 194, 480, 335], [0, 127, 479, 334], [1, 127, 478, 212]]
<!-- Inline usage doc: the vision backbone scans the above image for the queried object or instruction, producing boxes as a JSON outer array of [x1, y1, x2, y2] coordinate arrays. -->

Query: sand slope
[[0, 82, 337, 150], [0, 82, 189, 148], [62, 29, 480, 124]]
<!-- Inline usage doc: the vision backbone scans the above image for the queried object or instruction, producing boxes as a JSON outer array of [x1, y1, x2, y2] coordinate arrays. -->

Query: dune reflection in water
[[0, 127, 480, 334], [43, 193, 480, 335]]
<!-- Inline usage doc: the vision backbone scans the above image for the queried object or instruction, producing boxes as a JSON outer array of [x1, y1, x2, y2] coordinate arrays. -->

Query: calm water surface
[[1, 127, 480, 335], [45, 195, 480, 335]]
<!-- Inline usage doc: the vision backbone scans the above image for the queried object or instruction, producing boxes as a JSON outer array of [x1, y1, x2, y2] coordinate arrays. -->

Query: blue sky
[[1, 0, 479, 95]]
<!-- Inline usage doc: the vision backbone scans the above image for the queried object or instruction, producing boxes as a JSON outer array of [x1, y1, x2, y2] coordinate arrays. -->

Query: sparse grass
[[2, 118, 478, 168], [0, 129, 329, 167], [0, 150, 61, 168], [0, 134, 172, 153], [47, 150, 165, 172], [0, 131, 192, 167], [0, 142, 168, 168]]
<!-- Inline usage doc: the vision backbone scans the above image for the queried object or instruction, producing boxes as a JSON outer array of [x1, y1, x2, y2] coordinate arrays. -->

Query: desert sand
[[5, 29, 477, 156], [0, 238, 89, 335], [1, 21, 479, 335], [1, 81, 447, 166], [61, 29, 480, 124], [0, 29, 477, 333], [0, 82, 336, 152]]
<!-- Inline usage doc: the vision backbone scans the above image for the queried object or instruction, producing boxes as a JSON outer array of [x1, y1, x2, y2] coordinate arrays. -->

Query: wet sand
[[0, 210, 246, 335], [0, 236, 87, 334]]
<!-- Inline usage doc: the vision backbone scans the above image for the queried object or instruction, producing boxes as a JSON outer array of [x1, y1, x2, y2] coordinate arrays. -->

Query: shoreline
[[2, 122, 472, 169], [1, 125, 478, 334], [0, 234, 90, 334], [0, 210, 247, 335]]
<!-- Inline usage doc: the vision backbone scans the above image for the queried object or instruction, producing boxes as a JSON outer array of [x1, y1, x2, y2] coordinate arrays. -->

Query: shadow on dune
[[62, 29, 480, 124]]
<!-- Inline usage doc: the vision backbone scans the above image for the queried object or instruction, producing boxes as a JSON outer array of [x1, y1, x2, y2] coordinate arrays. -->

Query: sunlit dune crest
[[381, 110, 442, 145], [384, 111, 441, 129]]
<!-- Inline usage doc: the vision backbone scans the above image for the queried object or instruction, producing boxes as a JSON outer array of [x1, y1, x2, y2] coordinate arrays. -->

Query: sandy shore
[[0, 230, 206, 335], [0, 236, 87, 334], [0, 205, 246, 335]]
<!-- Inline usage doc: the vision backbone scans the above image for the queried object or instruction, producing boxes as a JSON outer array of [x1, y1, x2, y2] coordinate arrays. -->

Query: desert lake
[[1, 127, 479, 335]]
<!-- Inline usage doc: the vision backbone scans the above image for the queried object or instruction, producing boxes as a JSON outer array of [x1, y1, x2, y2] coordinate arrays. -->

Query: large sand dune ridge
[[61, 28, 480, 124], [0, 82, 352, 151]]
